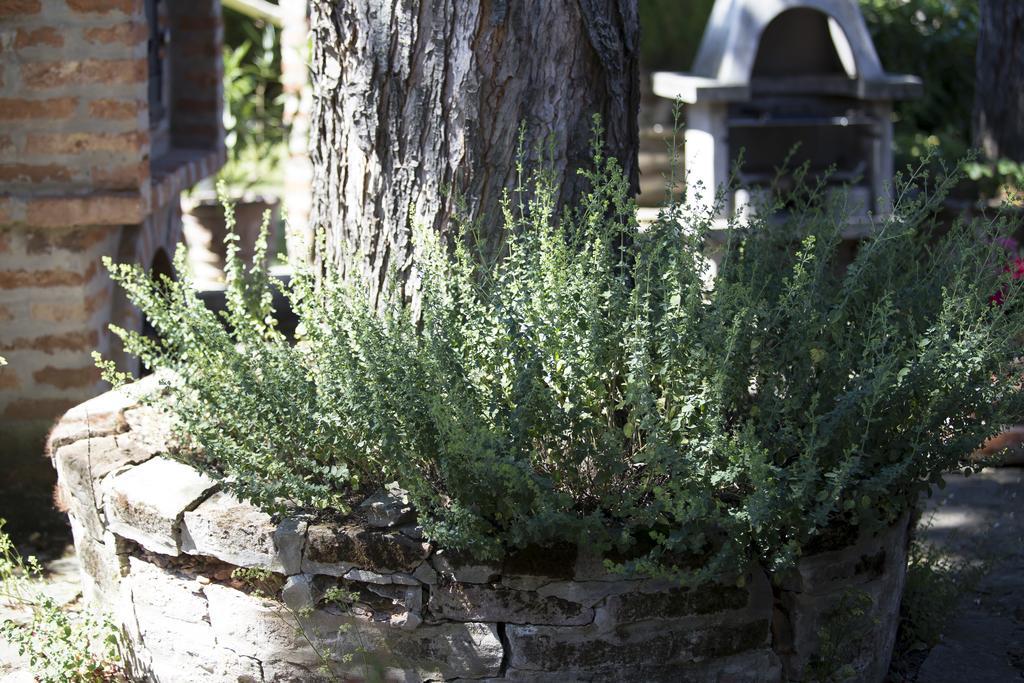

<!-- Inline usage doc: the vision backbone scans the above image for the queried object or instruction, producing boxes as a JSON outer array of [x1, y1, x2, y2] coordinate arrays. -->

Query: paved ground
[[914, 467, 1024, 682]]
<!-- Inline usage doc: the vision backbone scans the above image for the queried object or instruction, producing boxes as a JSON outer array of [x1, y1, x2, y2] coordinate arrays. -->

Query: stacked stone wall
[[51, 379, 912, 682]]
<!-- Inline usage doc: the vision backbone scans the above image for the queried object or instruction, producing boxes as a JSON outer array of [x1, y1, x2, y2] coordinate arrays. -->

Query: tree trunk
[[309, 0, 640, 305], [974, 0, 1024, 162]]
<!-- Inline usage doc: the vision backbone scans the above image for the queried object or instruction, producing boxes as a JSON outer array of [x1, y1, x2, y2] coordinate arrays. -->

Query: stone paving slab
[[916, 468, 1024, 682]]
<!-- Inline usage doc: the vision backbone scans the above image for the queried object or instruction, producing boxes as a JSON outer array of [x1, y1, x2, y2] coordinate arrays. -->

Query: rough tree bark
[[973, 0, 1024, 162], [309, 0, 640, 304]]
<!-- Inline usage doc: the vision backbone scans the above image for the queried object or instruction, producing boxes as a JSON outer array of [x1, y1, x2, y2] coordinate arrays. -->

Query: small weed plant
[[0, 520, 124, 682], [101, 128, 1024, 584], [898, 518, 986, 651], [231, 568, 382, 681]]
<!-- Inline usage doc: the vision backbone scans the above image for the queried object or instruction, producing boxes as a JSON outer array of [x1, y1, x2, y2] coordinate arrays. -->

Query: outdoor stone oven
[[51, 376, 912, 682], [653, 0, 921, 227], [0, 0, 224, 518]]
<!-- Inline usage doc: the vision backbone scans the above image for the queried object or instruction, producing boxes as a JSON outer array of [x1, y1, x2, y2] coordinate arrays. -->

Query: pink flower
[[990, 257, 1024, 306]]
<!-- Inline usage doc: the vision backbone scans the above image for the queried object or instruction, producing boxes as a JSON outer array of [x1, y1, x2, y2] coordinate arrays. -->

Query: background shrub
[[861, 0, 978, 164]]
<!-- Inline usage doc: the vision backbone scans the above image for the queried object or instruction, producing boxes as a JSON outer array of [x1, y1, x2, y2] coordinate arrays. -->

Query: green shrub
[[102, 133, 1024, 583]]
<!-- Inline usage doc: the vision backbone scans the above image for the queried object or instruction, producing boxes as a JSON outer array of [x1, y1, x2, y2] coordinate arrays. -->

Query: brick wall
[[168, 1, 223, 151], [0, 1, 150, 197], [0, 0, 223, 535]]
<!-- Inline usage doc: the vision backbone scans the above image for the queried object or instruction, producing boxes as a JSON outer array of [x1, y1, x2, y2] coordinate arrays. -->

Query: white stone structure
[[653, 0, 922, 226]]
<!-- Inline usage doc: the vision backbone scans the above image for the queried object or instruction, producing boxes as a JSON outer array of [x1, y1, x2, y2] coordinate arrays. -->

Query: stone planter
[[50, 379, 911, 682], [181, 193, 280, 287]]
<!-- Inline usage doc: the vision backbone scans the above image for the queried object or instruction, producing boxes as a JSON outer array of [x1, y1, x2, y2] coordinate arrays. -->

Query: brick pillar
[[0, 0, 223, 536], [168, 1, 224, 150], [0, 1, 148, 527]]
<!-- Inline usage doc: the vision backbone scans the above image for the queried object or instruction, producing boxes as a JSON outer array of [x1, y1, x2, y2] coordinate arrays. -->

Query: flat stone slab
[[787, 512, 912, 594], [102, 457, 218, 555], [430, 581, 594, 626], [431, 550, 500, 583], [506, 618, 773, 673], [181, 490, 305, 573], [359, 483, 416, 528], [303, 523, 430, 575], [54, 433, 154, 541], [205, 582, 503, 680], [126, 558, 260, 683], [47, 371, 168, 452]]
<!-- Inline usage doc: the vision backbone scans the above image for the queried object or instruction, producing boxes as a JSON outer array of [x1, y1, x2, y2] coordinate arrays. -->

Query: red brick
[[22, 60, 147, 88], [15, 27, 64, 48], [0, 97, 77, 120], [33, 300, 87, 323], [27, 131, 143, 155], [66, 0, 133, 12], [84, 23, 146, 46], [25, 226, 117, 255], [26, 196, 143, 227], [0, 0, 41, 17], [4, 398, 81, 420], [0, 261, 98, 289], [0, 200, 14, 226], [33, 366, 101, 390], [0, 164, 70, 183], [0, 330, 99, 354], [30, 287, 109, 323], [91, 162, 148, 189], [88, 99, 142, 120], [0, 370, 20, 390]]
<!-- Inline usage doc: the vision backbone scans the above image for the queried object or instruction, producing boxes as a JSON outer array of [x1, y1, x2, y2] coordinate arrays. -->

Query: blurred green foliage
[[638, 0, 715, 72], [220, 6, 286, 193], [859, 1, 984, 189], [856, 1, 1019, 195]]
